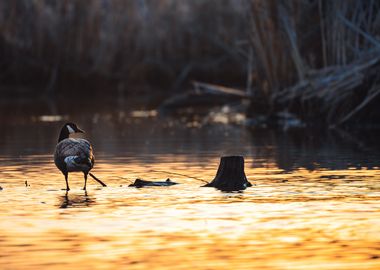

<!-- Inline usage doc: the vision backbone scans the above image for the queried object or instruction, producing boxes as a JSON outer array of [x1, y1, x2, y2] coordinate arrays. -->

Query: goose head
[[58, 122, 84, 142], [65, 122, 84, 134]]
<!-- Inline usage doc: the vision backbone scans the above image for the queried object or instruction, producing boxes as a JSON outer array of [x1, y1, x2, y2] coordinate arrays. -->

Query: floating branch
[[129, 178, 179, 188]]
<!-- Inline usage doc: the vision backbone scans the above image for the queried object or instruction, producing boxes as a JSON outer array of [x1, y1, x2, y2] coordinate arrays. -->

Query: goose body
[[54, 138, 94, 173], [54, 123, 106, 190]]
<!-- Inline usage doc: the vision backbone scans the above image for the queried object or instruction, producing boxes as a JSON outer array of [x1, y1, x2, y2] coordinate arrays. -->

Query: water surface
[[1, 99, 380, 269]]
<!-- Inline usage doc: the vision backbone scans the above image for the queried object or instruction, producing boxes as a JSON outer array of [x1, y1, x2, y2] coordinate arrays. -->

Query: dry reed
[[0, 0, 379, 124]]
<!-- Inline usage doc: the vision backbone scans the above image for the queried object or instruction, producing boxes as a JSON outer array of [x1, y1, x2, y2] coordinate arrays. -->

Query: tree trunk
[[203, 156, 252, 191]]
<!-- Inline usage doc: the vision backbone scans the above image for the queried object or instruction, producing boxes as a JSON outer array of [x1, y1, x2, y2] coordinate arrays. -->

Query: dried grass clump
[[246, 0, 380, 124], [0, 0, 248, 86]]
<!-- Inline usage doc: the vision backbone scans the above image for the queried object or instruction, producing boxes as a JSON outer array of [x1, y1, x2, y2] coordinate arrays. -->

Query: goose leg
[[65, 173, 70, 191], [83, 173, 88, 190]]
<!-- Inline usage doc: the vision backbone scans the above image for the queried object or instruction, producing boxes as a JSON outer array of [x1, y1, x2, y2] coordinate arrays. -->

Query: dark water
[[1, 98, 380, 269]]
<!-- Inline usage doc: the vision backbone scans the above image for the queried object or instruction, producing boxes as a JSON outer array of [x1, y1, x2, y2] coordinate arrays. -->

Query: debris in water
[[130, 110, 157, 118], [35, 115, 67, 122], [129, 178, 179, 188], [205, 105, 247, 125]]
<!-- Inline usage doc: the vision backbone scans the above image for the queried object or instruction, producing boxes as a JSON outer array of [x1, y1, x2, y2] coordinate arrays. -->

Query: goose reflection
[[59, 191, 96, 208]]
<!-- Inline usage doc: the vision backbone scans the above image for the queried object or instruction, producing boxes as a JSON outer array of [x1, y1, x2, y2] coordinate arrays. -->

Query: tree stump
[[203, 156, 252, 191]]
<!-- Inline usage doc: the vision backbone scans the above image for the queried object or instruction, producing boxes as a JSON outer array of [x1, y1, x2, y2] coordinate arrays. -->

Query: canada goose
[[54, 122, 106, 190]]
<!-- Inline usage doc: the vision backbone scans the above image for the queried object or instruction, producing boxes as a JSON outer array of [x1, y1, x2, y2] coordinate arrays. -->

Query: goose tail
[[89, 173, 107, 187]]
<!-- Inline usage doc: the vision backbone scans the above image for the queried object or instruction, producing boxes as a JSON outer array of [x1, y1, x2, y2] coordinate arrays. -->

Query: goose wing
[[54, 138, 94, 172], [55, 138, 92, 157]]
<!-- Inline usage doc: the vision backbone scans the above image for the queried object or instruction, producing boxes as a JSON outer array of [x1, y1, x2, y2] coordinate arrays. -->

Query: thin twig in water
[[112, 176, 134, 184], [147, 169, 208, 184]]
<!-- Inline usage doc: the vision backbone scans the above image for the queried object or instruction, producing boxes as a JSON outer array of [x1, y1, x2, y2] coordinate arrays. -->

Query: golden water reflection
[[1, 154, 380, 269]]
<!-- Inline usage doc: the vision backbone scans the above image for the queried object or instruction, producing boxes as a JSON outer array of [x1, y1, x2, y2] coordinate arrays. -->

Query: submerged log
[[203, 156, 252, 191], [129, 178, 179, 188]]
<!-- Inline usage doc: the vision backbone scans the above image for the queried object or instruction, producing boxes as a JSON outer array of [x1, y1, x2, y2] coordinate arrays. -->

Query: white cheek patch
[[67, 125, 75, 133]]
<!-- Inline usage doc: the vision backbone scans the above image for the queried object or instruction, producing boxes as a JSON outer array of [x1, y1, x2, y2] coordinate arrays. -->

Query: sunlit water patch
[[1, 105, 380, 269]]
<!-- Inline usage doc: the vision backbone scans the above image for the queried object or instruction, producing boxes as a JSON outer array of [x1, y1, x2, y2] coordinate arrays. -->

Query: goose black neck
[[58, 127, 70, 142]]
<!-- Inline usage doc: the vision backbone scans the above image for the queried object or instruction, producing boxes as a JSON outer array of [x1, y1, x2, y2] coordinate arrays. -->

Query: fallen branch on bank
[[273, 51, 380, 124], [159, 81, 250, 110]]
